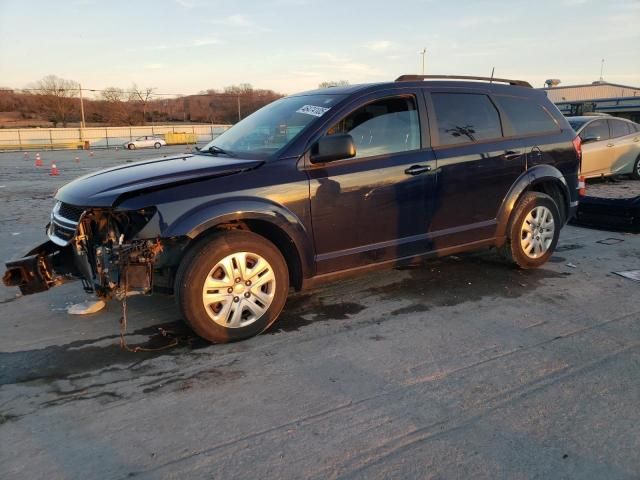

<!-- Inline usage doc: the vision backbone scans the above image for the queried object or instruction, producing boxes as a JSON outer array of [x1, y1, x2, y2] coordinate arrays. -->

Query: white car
[[568, 116, 640, 180], [123, 136, 167, 150]]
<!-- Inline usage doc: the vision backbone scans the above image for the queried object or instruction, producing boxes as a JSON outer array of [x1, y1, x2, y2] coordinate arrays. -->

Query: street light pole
[[419, 48, 427, 75]]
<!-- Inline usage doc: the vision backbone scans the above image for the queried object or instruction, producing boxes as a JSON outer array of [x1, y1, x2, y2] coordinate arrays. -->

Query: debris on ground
[[612, 270, 640, 282], [67, 299, 106, 315], [566, 263, 577, 268]]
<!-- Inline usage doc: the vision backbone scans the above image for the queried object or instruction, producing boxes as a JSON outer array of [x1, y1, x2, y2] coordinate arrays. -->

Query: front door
[[580, 119, 612, 177], [307, 93, 437, 274]]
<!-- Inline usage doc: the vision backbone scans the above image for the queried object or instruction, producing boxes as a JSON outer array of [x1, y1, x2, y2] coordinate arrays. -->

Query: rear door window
[[581, 120, 609, 142], [495, 96, 560, 136], [327, 96, 420, 158], [609, 119, 631, 138], [431, 93, 502, 146]]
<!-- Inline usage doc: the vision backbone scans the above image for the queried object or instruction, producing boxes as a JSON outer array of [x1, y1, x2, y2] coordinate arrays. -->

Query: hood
[[55, 153, 263, 207]]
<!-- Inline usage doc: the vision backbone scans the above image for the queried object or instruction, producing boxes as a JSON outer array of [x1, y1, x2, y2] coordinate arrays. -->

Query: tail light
[[572, 135, 582, 170]]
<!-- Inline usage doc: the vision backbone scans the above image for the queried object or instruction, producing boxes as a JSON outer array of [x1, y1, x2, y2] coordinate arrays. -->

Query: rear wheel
[[128, 144, 135, 150], [501, 192, 560, 269], [632, 155, 640, 180], [175, 230, 289, 343], [154, 142, 162, 149]]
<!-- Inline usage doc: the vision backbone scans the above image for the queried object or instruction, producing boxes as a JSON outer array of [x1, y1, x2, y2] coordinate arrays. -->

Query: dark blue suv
[[4, 75, 581, 343]]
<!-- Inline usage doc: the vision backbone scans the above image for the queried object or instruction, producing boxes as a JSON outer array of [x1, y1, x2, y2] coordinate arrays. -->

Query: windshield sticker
[[296, 105, 331, 117]]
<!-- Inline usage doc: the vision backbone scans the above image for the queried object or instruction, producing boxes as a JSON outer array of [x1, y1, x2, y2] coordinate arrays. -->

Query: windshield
[[200, 93, 346, 159], [567, 119, 589, 131]]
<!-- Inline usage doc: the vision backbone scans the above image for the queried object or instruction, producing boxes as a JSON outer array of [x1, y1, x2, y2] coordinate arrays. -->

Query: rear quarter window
[[495, 96, 560, 136], [431, 93, 502, 146]]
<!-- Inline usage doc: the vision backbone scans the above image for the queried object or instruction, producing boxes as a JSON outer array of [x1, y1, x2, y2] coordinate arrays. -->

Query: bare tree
[[130, 84, 156, 124], [31, 75, 79, 127], [101, 87, 130, 124], [318, 80, 350, 89]]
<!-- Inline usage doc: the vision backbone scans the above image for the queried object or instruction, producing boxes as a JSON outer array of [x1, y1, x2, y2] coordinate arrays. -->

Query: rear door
[[607, 119, 639, 175], [425, 89, 526, 247], [579, 119, 612, 177], [307, 90, 437, 274]]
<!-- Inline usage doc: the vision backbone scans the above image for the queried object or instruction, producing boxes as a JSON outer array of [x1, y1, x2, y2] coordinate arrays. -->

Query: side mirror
[[310, 134, 356, 163], [581, 135, 600, 144]]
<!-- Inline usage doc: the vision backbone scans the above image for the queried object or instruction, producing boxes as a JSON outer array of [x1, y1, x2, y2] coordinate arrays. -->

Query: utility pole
[[78, 84, 86, 128], [237, 95, 241, 122], [599, 58, 605, 81], [419, 48, 427, 75], [79, 83, 86, 141]]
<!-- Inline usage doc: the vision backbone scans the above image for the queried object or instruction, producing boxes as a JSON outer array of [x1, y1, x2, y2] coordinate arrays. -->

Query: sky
[[0, 0, 638, 98]]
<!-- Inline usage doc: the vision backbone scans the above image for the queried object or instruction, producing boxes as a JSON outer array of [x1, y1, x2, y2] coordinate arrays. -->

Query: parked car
[[4, 75, 581, 343], [568, 116, 640, 180], [124, 136, 167, 150]]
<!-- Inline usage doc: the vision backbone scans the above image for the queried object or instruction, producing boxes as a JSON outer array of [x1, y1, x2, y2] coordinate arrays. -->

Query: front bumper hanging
[[3, 241, 80, 295]]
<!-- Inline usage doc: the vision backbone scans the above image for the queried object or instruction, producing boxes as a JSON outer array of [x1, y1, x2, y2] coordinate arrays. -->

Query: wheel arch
[[165, 200, 314, 290], [496, 165, 571, 244]]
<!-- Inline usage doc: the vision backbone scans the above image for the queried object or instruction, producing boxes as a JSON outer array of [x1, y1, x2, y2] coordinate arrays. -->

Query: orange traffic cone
[[35, 153, 43, 167], [49, 163, 59, 176]]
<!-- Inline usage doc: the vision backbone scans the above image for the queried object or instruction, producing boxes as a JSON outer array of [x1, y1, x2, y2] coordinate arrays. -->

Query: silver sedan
[[123, 136, 167, 150], [568, 116, 640, 180]]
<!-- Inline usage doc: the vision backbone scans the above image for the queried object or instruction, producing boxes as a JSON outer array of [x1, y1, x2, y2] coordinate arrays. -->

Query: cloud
[[175, 0, 196, 7], [311, 52, 382, 77], [365, 40, 394, 52], [208, 14, 271, 32], [144, 63, 166, 70], [191, 37, 221, 47]]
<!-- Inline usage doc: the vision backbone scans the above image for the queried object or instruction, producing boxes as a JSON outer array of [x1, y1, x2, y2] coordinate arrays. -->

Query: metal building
[[541, 81, 640, 122]]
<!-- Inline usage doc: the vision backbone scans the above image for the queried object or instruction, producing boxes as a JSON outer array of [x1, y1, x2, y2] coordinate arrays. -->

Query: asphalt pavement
[[1, 147, 639, 479]]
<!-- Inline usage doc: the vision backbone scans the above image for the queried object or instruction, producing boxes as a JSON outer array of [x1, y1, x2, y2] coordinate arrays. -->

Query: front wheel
[[175, 230, 289, 343], [501, 192, 560, 269], [154, 142, 162, 149], [127, 144, 135, 150]]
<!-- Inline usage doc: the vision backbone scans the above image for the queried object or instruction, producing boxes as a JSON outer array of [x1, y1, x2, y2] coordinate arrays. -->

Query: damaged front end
[[3, 202, 165, 299]]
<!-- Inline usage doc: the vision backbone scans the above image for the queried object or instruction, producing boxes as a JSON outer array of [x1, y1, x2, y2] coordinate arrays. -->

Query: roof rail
[[395, 74, 532, 88]]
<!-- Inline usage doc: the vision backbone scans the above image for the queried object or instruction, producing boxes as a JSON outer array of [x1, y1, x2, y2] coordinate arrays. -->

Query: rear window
[[568, 118, 589, 131], [495, 96, 560, 136], [432, 93, 502, 146]]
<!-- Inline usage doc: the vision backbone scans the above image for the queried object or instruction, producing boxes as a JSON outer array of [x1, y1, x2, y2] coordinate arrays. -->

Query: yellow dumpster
[[165, 132, 198, 145]]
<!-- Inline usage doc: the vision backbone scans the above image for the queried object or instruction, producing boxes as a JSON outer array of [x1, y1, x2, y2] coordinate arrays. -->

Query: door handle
[[607, 143, 615, 147], [404, 165, 432, 175], [504, 150, 523, 160]]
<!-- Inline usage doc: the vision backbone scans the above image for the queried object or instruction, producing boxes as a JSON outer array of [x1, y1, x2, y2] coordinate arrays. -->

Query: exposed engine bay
[[3, 205, 165, 299]]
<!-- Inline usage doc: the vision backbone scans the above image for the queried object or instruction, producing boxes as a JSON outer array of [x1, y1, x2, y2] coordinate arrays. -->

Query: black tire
[[128, 144, 135, 150], [501, 191, 560, 269], [175, 230, 289, 343], [632, 155, 640, 180], [154, 142, 162, 149]]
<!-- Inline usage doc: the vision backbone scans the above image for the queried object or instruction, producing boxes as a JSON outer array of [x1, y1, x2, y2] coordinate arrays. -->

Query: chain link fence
[[0, 124, 231, 151]]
